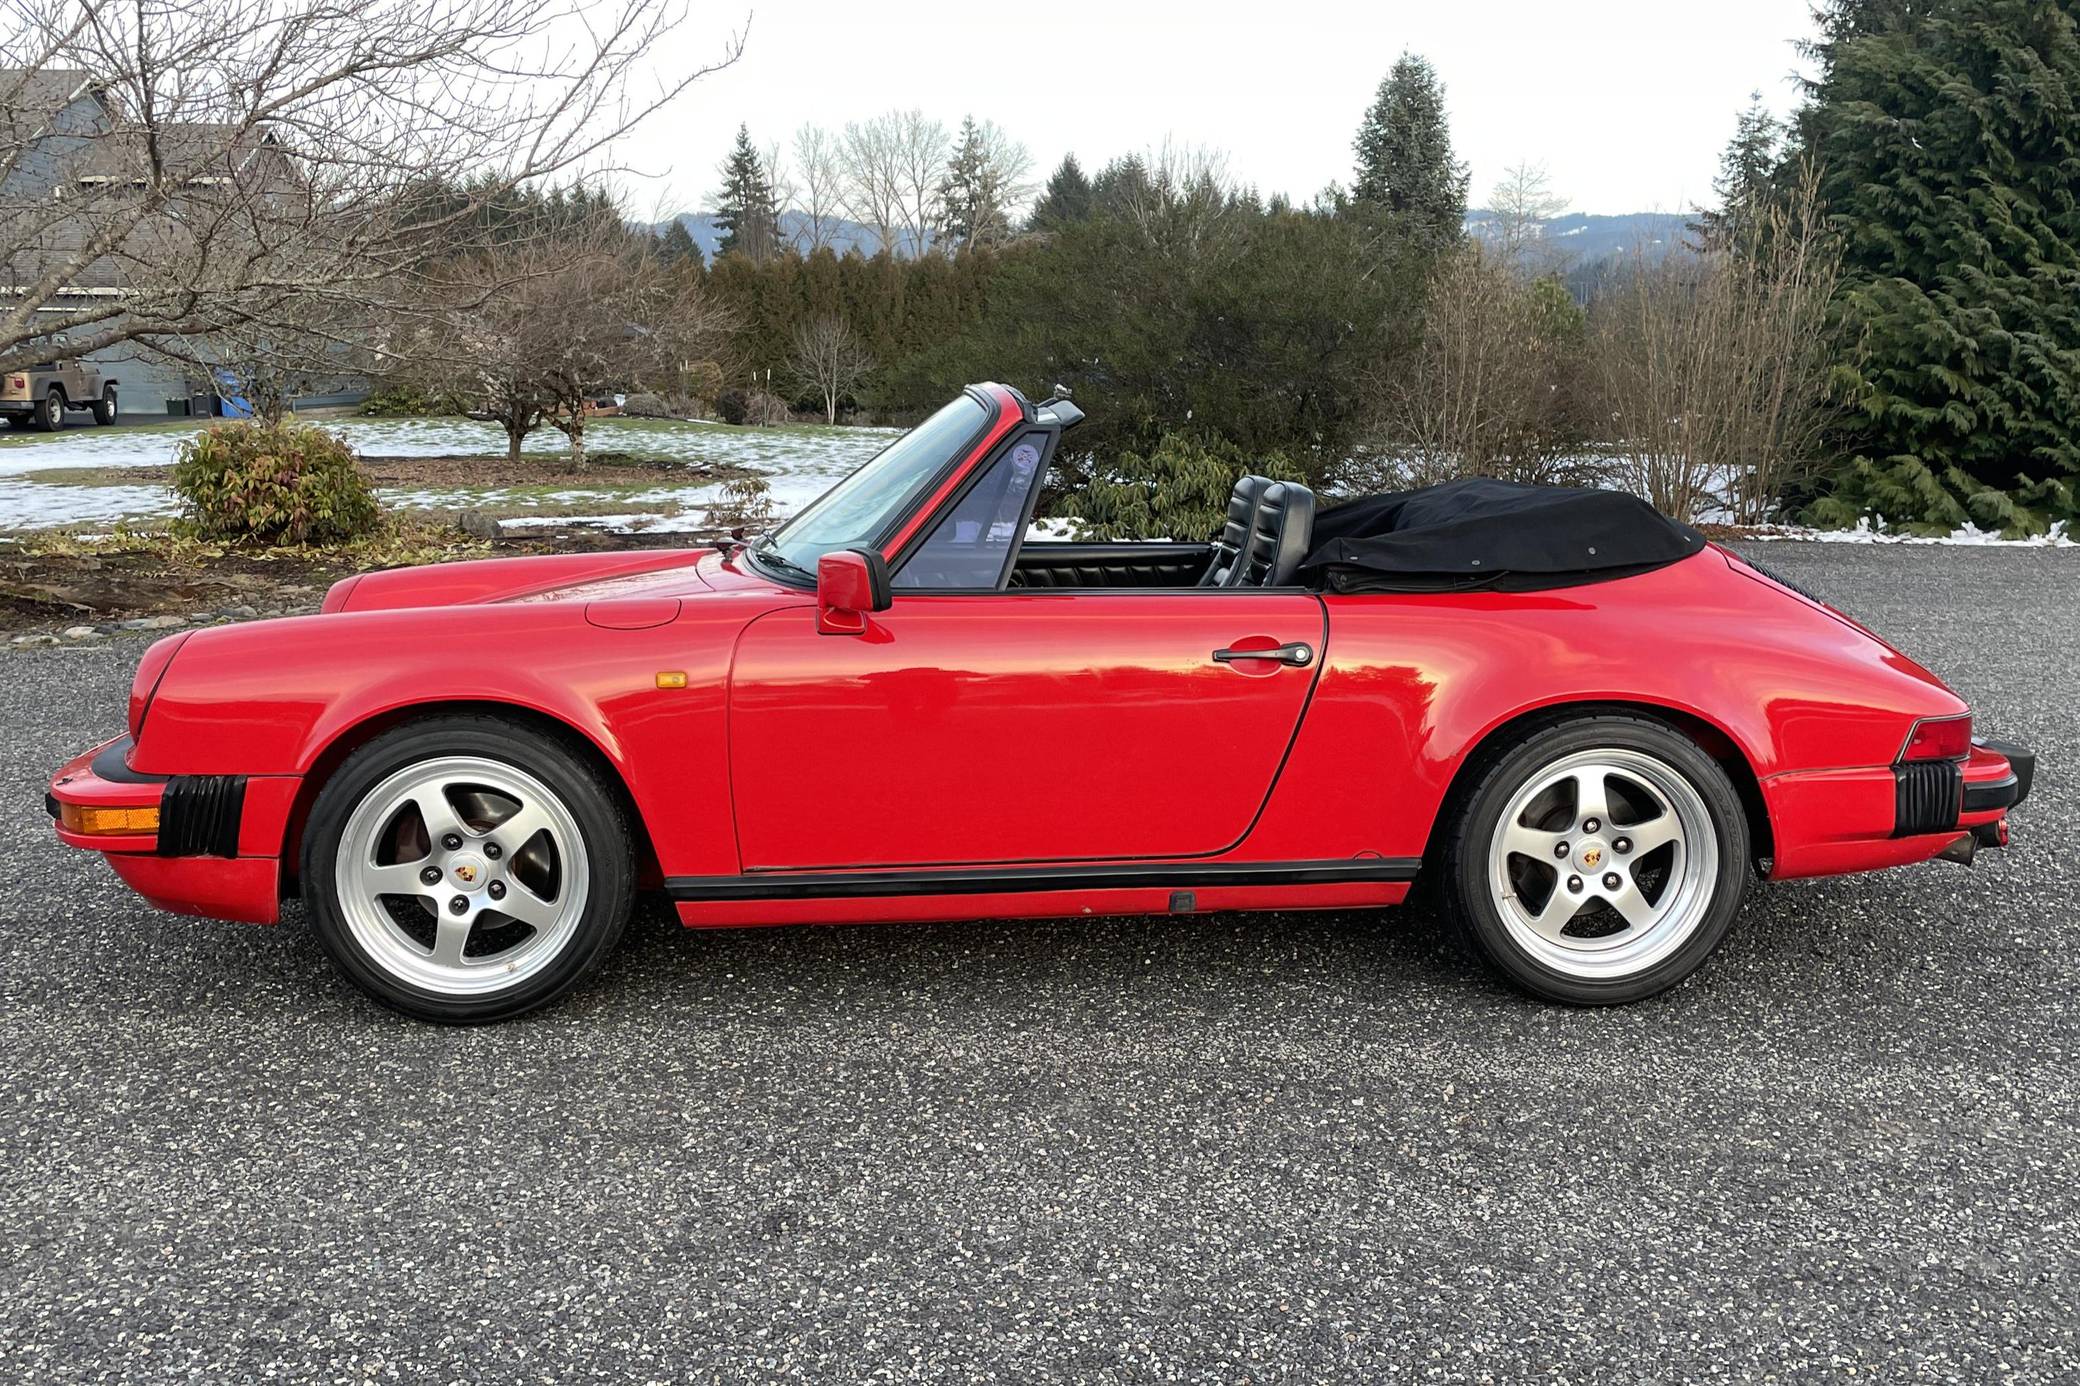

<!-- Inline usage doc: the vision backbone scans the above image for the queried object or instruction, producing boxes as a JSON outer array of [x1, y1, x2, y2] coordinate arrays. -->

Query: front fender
[[132, 595, 780, 877]]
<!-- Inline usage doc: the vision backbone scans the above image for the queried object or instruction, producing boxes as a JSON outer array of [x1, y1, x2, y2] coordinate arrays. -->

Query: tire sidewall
[[301, 719, 633, 1022], [1448, 716, 1750, 1005]]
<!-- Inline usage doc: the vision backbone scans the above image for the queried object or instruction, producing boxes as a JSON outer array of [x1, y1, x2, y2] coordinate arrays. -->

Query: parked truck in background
[[1, 342, 118, 430]]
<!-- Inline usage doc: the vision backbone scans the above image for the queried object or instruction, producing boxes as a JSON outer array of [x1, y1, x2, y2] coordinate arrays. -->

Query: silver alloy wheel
[[332, 755, 590, 997], [1487, 746, 1719, 981]]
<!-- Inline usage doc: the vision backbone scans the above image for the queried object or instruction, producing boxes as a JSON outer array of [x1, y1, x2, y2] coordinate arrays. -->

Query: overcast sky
[[614, 0, 1823, 220]]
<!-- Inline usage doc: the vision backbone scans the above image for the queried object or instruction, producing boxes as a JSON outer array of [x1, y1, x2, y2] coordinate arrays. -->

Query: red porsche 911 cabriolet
[[48, 384, 2035, 1022]]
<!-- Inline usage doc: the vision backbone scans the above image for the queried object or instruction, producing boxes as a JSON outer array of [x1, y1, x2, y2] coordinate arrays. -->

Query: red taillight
[[1901, 714, 1972, 762], [8, 375, 23, 389]]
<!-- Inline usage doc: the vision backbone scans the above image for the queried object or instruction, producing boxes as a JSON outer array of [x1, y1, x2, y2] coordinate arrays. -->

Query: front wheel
[[301, 716, 635, 1022], [1440, 715, 1750, 1005], [92, 385, 117, 425]]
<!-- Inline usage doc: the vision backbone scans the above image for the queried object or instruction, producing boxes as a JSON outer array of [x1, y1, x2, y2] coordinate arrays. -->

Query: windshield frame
[[746, 387, 1003, 588]]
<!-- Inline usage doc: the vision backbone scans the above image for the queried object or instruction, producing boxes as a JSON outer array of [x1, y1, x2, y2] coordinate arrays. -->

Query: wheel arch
[[1424, 699, 1775, 874], [279, 698, 661, 894]]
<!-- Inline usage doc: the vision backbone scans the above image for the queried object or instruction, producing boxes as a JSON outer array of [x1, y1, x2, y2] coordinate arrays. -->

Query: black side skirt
[[666, 858, 1421, 902]]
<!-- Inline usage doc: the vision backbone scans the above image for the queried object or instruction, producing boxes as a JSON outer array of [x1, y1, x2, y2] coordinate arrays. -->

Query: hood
[[322, 548, 727, 615]]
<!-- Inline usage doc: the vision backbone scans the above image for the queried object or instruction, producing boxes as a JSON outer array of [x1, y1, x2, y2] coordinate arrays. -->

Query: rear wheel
[[1441, 715, 1749, 1005], [301, 716, 634, 1022], [92, 384, 117, 425], [37, 388, 64, 431]]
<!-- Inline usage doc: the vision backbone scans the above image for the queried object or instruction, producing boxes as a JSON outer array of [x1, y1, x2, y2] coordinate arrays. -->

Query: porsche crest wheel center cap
[[449, 853, 487, 888], [1577, 844, 1605, 871]]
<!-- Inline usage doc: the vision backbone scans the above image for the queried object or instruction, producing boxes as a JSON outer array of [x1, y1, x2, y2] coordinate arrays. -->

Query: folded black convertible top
[[1299, 477, 1706, 593]]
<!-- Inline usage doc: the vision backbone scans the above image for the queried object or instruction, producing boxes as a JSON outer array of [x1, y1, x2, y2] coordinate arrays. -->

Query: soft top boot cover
[[1299, 477, 1706, 593]]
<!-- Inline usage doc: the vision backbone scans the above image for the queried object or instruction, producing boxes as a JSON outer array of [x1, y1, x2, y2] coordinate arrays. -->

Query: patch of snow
[[0, 416, 894, 530], [1743, 518, 2074, 547]]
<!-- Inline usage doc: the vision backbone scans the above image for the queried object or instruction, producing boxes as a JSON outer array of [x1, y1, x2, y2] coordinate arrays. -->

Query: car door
[[727, 588, 1325, 869]]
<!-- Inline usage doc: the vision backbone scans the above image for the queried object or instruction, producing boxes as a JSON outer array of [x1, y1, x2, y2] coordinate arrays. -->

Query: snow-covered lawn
[[0, 415, 897, 531], [1743, 517, 2073, 547]]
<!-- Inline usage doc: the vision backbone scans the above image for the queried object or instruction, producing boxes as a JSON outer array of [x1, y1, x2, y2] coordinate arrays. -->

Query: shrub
[[714, 388, 748, 425], [743, 389, 793, 427], [172, 420, 381, 545], [359, 383, 459, 417], [1065, 432, 1306, 541]]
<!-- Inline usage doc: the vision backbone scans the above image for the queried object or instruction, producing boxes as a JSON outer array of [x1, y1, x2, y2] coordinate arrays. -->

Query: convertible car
[[48, 383, 2036, 1022]]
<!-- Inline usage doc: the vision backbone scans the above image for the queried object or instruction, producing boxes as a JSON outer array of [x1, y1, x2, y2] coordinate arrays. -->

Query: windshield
[[756, 394, 990, 577]]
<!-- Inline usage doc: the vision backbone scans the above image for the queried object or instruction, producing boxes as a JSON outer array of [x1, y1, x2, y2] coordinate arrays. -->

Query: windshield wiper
[[748, 534, 814, 582]]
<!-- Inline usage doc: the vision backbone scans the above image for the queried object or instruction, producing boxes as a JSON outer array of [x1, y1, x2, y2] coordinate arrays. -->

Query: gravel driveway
[[2, 542, 2074, 1382]]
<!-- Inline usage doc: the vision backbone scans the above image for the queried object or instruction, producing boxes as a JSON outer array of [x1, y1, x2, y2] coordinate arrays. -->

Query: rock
[[11, 633, 60, 646], [118, 614, 186, 630], [60, 625, 102, 640], [229, 605, 259, 620], [456, 509, 504, 540]]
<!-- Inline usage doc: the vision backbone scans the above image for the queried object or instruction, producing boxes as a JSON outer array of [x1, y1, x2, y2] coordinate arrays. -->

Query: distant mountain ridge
[[657, 208, 1690, 272], [1465, 210, 1689, 264], [657, 211, 924, 262]]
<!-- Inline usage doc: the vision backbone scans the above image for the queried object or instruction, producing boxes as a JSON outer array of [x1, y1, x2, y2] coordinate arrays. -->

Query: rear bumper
[[48, 735, 297, 924], [1763, 736, 2034, 880]]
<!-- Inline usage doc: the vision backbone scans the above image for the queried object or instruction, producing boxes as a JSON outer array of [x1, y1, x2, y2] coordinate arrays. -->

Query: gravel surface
[[2, 542, 2075, 1383]]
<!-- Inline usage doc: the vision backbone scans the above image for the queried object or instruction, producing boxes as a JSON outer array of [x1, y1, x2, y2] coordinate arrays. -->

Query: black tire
[[37, 388, 64, 431], [300, 715, 635, 1023], [92, 385, 117, 425], [1439, 713, 1750, 1006]]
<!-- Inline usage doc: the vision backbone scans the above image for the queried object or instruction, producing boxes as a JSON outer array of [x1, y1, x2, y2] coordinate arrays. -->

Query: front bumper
[[1763, 735, 2035, 880], [48, 735, 298, 924]]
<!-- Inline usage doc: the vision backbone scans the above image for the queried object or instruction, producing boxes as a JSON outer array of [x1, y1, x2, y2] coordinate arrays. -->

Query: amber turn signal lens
[[59, 803, 160, 836], [655, 671, 688, 689]]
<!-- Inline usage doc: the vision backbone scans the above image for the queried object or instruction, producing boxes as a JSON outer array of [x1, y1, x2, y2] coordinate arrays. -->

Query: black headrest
[[1242, 481, 1317, 586]]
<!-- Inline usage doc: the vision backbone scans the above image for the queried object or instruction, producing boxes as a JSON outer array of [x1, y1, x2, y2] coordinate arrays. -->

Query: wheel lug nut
[[488, 880, 506, 900], [1603, 872, 1622, 891], [419, 865, 442, 885], [1614, 837, 1632, 854], [448, 895, 468, 914], [1582, 818, 1601, 834], [1553, 841, 1570, 858], [440, 832, 463, 851], [484, 842, 502, 860], [1567, 874, 1584, 893]]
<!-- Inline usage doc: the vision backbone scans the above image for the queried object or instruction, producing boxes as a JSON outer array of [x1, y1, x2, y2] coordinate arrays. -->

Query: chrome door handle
[[1212, 641, 1314, 667]]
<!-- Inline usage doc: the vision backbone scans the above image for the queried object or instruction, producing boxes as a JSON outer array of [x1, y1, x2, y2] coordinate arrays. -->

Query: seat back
[[1199, 475, 1270, 587], [1234, 481, 1316, 587]]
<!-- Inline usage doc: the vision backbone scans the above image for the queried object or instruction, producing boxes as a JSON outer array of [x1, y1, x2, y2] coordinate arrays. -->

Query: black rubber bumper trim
[[1892, 760, 1963, 838], [666, 858, 1422, 902], [91, 735, 167, 785], [1974, 737, 2035, 810], [156, 775, 247, 858], [1963, 774, 2020, 815]]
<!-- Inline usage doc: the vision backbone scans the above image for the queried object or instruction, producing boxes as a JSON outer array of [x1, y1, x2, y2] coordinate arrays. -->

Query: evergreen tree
[[1091, 154, 1152, 217], [938, 116, 1009, 251], [1801, 0, 2080, 534], [713, 123, 782, 263], [1351, 52, 1469, 247], [1028, 153, 1094, 231], [661, 218, 702, 265], [1689, 93, 1782, 252]]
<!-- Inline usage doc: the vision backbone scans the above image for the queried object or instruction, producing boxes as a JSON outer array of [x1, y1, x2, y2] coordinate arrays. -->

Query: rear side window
[[895, 432, 1049, 589]]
